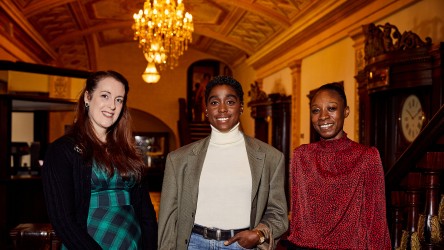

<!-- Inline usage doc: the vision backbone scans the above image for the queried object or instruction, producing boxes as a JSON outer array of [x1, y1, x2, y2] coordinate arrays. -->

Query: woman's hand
[[224, 230, 260, 249]]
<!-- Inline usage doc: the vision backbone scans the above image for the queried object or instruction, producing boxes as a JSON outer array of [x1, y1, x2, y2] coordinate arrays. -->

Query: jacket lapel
[[244, 136, 265, 203], [183, 137, 210, 208]]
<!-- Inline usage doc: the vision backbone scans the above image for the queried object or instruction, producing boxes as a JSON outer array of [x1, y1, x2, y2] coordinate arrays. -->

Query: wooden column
[[391, 191, 405, 249], [398, 172, 422, 250], [417, 152, 444, 249], [349, 26, 366, 142], [288, 59, 301, 151], [418, 171, 441, 249], [0, 97, 11, 247]]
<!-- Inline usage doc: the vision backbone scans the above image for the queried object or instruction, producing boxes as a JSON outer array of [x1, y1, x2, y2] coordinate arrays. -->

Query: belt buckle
[[203, 227, 208, 239], [216, 229, 221, 241]]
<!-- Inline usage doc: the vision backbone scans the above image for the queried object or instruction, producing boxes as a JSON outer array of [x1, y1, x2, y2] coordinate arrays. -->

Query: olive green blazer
[[158, 134, 288, 250]]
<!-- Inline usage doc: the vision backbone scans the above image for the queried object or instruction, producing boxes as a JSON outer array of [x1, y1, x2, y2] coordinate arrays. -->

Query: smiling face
[[206, 84, 243, 132], [310, 89, 349, 140], [84, 76, 125, 141]]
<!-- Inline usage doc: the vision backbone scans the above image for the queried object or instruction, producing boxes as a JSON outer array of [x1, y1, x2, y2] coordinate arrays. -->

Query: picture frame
[[186, 60, 233, 122], [187, 60, 218, 122]]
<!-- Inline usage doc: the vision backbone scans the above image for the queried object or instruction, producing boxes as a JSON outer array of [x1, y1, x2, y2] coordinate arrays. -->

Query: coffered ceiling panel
[[187, 0, 227, 24], [56, 39, 91, 70], [205, 39, 245, 63], [27, 5, 79, 42], [256, 0, 312, 18], [229, 11, 281, 49]]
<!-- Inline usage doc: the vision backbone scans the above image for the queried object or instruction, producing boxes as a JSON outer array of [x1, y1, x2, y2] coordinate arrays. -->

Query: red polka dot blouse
[[287, 134, 391, 250]]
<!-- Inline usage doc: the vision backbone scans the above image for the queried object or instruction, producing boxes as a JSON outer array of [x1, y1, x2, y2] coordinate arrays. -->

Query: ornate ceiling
[[1, 0, 373, 71]]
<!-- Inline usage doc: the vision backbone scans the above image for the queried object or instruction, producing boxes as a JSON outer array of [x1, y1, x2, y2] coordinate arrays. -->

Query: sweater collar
[[210, 122, 243, 145]]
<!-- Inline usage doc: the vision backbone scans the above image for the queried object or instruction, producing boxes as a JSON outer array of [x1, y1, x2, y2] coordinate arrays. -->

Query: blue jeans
[[188, 232, 251, 250]]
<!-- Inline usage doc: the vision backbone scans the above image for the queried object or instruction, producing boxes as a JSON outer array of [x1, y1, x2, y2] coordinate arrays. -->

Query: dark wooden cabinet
[[0, 61, 89, 248], [248, 93, 291, 203], [134, 132, 169, 191], [0, 95, 76, 248], [248, 94, 291, 164]]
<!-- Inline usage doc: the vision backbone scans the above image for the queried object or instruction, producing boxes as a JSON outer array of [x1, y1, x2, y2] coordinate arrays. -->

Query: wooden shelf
[[0, 94, 76, 112]]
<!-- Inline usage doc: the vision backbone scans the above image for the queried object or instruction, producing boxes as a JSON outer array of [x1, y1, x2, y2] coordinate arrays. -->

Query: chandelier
[[133, 0, 194, 83]]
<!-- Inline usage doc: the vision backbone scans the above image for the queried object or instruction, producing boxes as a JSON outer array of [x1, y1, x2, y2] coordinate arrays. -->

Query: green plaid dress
[[86, 163, 141, 249]]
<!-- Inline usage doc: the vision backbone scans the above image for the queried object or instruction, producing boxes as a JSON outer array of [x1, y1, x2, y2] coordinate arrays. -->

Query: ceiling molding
[[21, 0, 75, 17], [0, 34, 39, 63], [1, 0, 58, 60], [85, 35, 97, 71], [247, 0, 348, 67], [252, 0, 421, 78]]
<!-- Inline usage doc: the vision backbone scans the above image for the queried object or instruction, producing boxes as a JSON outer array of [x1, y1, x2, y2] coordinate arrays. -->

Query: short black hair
[[311, 82, 347, 107], [205, 75, 244, 104]]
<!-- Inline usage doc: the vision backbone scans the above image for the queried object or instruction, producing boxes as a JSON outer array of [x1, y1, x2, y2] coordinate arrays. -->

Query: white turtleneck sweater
[[194, 123, 252, 229]]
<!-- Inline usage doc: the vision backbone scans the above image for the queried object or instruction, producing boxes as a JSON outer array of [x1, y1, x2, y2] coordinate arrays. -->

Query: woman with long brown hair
[[42, 70, 157, 249]]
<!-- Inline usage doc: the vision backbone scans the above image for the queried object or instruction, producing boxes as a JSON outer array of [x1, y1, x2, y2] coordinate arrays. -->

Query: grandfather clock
[[355, 22, 443, 171]]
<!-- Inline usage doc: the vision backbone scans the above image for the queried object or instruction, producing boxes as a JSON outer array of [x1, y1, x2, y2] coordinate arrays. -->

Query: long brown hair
[[68, 70, 145, 182]]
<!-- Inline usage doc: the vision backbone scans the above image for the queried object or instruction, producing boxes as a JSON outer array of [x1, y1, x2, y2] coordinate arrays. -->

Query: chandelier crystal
[[133, 0, 193, 83]]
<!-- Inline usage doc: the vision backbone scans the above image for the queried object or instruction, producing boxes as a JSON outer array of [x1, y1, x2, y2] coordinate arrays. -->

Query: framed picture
[[187, 60, 218, 122], [186, 60, 233, 122], [134, 132, 169, 170]]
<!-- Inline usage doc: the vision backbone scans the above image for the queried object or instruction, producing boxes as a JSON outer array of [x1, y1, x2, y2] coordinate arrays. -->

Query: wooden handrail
[[385, 104, 444, 190], [178, 98, 191, 146]]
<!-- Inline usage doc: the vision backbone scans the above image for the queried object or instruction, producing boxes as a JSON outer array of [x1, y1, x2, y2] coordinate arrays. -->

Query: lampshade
[[142, 61, 161, 84]]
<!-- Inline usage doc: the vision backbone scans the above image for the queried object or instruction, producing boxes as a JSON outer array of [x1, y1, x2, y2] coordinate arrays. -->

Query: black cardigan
[[42, 135, 158, 249]]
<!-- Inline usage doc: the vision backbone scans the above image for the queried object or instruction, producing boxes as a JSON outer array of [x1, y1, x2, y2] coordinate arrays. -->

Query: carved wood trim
[[363, 22, 432, 64]]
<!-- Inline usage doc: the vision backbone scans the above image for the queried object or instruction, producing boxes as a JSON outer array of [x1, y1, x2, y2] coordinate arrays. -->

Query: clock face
[[401, 95, 424, 142]]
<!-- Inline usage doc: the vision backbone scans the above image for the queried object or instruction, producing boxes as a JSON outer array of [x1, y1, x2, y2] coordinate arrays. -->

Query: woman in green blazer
[[158, 76, 288, 250]]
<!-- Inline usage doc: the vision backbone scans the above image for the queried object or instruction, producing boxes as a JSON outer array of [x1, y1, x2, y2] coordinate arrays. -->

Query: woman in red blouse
[[287, 83, 391, 249]]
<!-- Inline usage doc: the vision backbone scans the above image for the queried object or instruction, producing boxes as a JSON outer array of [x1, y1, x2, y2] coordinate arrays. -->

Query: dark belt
[[192, 224, 248, 241]]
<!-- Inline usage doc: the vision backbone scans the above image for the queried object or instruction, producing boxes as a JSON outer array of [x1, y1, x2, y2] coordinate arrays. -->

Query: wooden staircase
[[178, 98, 211, 146], [188, 123, 211, 142]]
